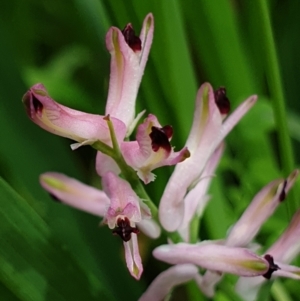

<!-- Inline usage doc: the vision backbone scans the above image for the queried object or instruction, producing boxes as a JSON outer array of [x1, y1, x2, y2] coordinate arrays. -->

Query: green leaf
[[0, 177, 113, 301]]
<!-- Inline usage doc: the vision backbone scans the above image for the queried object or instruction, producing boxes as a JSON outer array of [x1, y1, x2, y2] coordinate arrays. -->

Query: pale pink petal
[[137, 219, 161, 239], [40, 172, 109, 216], [105, 14, 153, 129], [195, 270, 220, 298], [138, 13, 154, 79], [23, 83, 126, 148], [226, 170, 299, 247], [179, 143, 224, 241], [153, 243, 269, 277], [138, 264, 198, 301], [273, 262, 300, 279], [220, 95, 257, 142], [124, 234, 143, 280], [102, 172, 141, 227], [95, 151, 120, 177]]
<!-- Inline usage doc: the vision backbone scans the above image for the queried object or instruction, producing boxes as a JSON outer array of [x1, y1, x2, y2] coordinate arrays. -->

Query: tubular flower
[[22, 83, 126, 150], [121, 114, 190, 184], [159, 82, 257, 232], [40, 171, 160, 279], [105, 13, 154, 134], [153, 243, 275, 277]]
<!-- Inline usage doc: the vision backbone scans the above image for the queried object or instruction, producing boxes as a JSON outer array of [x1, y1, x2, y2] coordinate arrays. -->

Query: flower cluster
[[23, 13, 300, 300]]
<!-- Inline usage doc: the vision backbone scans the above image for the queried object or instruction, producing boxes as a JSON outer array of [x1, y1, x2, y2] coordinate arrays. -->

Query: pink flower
[[159, 83, 257, 232], [40, 171, 160, 279], [121, 114, 190, 183], [23, 83, 126, 150]]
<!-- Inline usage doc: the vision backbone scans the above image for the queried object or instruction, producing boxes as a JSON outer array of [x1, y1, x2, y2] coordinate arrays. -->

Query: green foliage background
[[0, 0, 300, 300]]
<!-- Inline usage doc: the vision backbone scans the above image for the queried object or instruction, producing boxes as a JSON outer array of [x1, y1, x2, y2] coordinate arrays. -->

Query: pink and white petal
[[150, 147, 190, 171], [219, 95, 257, 143], [124, 234, 143, 280], [153, 243, 269, 277], [137, 219, 161, 239], [266, 208, 300, 263], [179, 143, 224, 241], [121, 141, 149, 172], [138, 264, 198, 301], [40, 172, 109, 216], [195, 270, 222, 298], [235, 277, 264, 301], [273, 262, 300, 279], [102, 172, 141, 222], [121, 114, 158, 170], [105, 27, 140, 128], [226, 170, 299, 247], [95, 151, 120, 177], [138, 13, 154, 78], [23, 83, 126, 147], [185, 83, 222, 152]]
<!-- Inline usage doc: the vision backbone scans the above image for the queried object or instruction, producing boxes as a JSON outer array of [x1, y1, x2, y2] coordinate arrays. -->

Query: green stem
[[254, 0, 296, 211]]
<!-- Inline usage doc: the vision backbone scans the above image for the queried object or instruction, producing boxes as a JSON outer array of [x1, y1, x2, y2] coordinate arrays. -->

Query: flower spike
[[23, 83, 126, 150]]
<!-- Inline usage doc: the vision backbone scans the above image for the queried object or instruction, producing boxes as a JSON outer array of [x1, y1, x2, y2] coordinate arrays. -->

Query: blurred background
[[0, 0, 300, 300]]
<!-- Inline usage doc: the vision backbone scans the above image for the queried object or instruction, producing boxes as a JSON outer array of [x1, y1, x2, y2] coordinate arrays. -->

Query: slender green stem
[[254, 0, 296, 211]]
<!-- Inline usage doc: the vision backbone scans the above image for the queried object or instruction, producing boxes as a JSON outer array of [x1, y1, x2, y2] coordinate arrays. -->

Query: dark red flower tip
[[22, 91, 43, 117], [112, 217, 139, 242], [214, 87, 230, 115], [32, 94, 43, 114], [263, 254, 280, 279], [279, 180, 287, 202], [150, 126, 172, 153], [122, 23, 142, 52]]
